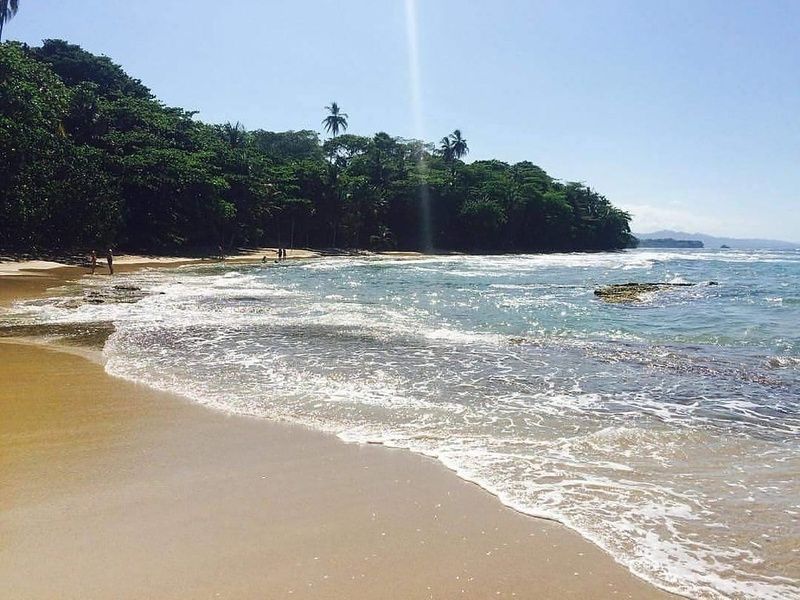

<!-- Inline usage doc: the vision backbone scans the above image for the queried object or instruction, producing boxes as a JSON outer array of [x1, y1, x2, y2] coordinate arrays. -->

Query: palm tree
[[450, 129, 469, 160], [438, 136, 455, 162], [0, 0, 20, 42], [322, 102, 348, 137], [219, 121, 246, 149], [438, 130, 468, 163]]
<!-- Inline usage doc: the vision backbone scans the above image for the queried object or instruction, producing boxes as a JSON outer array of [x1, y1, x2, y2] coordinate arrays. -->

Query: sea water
[[7, 249, 800, 599]]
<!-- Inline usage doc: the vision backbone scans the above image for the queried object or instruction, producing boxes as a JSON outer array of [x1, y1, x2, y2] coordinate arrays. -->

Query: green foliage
[[33, 39, 151, 98], [0, 40, 633, 253], [250, 129, 322, 162], [0, 41, 111, 249]]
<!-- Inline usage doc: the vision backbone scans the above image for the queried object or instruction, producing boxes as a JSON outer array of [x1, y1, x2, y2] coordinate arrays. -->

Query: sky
[[6, 0, 799, 241]]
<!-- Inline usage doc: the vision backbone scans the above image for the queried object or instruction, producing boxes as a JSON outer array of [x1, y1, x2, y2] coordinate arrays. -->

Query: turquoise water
[[10, 249, 800, 599]]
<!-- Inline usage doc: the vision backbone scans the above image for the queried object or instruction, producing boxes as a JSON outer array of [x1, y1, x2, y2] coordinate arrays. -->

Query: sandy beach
[[0, 259, 676, 599]]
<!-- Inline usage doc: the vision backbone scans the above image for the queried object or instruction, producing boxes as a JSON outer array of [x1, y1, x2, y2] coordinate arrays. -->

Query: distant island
[[635, 230, 798, 251], [0, 40, 634, 254], [635, 238, 704, 249]]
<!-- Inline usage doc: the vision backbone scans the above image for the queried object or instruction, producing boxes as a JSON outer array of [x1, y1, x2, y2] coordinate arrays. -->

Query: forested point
[[0, 40, 634, 254]]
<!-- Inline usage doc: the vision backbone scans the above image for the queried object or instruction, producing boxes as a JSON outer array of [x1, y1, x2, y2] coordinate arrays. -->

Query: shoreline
[[0, 256, 678, 598], [0, 248, 429, 306]]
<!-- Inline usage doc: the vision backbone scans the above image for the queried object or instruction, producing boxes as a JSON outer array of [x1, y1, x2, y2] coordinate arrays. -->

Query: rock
[[78, 285, 147, 306], [594, 282, 695, 303]]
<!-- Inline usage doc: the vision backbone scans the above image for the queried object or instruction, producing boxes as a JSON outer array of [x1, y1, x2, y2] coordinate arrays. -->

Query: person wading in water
[[106, 249, 114, 275]]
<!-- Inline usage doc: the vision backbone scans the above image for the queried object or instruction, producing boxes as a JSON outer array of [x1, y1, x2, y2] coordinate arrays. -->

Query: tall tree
[[218, 121, 246, 149], [450, 129, 469, 159], [0, 0, 19, 42], [322, 101, 348, 137], [438, 136, 454, 162]]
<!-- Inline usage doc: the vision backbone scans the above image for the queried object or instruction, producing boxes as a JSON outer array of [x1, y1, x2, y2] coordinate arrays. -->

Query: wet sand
[[0, 266, 78, 306], [0, 264, 677, 599]]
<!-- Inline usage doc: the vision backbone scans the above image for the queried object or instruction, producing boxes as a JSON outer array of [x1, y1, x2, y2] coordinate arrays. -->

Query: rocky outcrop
[[85, 285, 146, 304], [594, 282, 695, 303]]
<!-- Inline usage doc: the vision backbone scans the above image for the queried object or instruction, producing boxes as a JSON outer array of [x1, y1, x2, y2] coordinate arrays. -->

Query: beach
[[0, 257, 677, 599]]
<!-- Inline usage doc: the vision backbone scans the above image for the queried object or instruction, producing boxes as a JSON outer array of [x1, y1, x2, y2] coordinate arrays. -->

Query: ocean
[[8, 249, 800, 599]]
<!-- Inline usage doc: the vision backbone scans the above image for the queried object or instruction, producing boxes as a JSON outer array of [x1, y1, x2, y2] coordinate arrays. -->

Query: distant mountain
[[636, 238, 703, 248], [634, 230, 799, 250]]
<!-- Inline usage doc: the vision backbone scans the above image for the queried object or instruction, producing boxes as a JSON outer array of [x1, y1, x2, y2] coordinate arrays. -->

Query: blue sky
[[7, 0, 799, 240]]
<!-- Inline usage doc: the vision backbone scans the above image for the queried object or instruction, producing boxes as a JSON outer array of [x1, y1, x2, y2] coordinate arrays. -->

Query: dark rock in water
[[55, 298, 86, 309], [78, 285, 147, 306], [594, 282, 695, 303]]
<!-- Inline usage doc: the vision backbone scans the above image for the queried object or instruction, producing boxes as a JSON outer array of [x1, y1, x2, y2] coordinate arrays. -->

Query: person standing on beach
[[106, 249, 114, 275], [90, 250, 97, 275]]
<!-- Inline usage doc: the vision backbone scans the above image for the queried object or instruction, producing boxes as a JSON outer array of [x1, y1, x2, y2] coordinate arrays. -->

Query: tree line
[[0, 40, 634, 253]]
